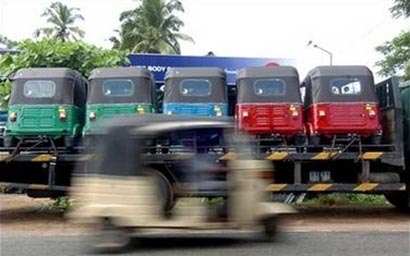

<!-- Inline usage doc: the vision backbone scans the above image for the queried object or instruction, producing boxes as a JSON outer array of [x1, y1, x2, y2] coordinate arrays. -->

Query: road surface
[[1, 231, 409, 256]]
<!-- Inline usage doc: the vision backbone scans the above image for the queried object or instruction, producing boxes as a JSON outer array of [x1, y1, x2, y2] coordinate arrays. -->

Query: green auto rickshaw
[[4, 68, 87, 148], [83, 67, 157, 142]]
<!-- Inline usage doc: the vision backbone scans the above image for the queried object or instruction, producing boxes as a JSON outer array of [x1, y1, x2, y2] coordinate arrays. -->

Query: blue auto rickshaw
[[163, 67, 228, 117]]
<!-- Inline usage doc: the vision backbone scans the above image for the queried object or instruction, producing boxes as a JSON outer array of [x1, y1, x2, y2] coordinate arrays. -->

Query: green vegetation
[[34, 2, 85, 41], [390, 0, 410, 18], [375, 0, 410, 80], [49, 196, 73, 212], [0, 39, 129, 106], [299, 193, 389, 207], [375, 31, 410, 81], [111, 0, 193, 53]]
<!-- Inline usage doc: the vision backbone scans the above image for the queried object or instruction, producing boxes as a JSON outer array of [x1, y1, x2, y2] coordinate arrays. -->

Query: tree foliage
[[34, 2, 85, 41], [390, 0, 410, 18], [112, 0, 193, 54], [0, 39, 129, 106], [375, 31, 410, 80]]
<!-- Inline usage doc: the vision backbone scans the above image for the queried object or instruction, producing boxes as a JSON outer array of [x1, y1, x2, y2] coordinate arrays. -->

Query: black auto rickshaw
[[236, 66, 305, 146], [302, 66, 382, 145], [4, 68, 87, 148], [69, 115, 293, 252], [83, 67, 157, 139]]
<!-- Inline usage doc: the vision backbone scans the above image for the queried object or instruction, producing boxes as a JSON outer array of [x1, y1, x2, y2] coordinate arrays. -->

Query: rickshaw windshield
[[103, 79, 135, 97], [180, 79, 211, 97], [23, 80, 56, 98], [253, 79, 286, 96], [330, 78, 362, 95]]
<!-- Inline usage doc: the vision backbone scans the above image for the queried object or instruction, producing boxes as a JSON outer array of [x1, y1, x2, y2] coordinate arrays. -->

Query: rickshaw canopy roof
[[87, 67, 155, 104], [163, 67, 227, 104], [165, 67, 225, 80], [9, 67, 87, 106], [302, 65, 377, 104], [236, 66, 299, 80], [236, 66, 301, 103], [307, 66, 373, 79], [87, 115, 233, 176], [88, 67, 154, 80], [13, 67, 81, 80]]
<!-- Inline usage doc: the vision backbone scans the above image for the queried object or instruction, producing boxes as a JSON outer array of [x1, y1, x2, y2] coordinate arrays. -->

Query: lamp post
[[307, 41, 333, 66]]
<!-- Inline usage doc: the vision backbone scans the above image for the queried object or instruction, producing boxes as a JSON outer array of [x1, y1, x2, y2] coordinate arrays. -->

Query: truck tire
[[3, 136, 16, 148], [384, 192, 410, 211]]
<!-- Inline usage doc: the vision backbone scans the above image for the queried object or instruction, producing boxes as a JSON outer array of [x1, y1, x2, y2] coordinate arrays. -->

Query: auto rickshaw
[[302, 66, 382, 145], [4, 68, 87, 148], [236, 66, 305, 146], [163, 67, 228, 116], [83, 67, 156, 142], [69, 115, 293, 252]]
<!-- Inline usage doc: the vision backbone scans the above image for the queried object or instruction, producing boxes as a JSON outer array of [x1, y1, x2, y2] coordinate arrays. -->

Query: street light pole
[[307, 41, 333, 66]]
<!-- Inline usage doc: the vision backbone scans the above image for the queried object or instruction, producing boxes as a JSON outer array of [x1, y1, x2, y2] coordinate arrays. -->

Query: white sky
[[0, 0, 409, 80]]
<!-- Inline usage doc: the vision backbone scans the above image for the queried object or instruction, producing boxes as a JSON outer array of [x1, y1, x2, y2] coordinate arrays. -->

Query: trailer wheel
[[90, 218, 131, 254], [3, 136, 16, 148], [384, 192, 410, 211]]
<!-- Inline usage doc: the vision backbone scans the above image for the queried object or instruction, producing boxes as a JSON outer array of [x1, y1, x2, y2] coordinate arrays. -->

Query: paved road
[[1, 231, 409, 256]]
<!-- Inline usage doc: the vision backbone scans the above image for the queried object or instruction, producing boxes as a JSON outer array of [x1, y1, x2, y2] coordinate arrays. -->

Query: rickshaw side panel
[[306, 102, 382, 136], [236, 103, 304, 135], [6, 104, 83, 136], [84, 103, 154, 134], [163, 103, 228, 116]]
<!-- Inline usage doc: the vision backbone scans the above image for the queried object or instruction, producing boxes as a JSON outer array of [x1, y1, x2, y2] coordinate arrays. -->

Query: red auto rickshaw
[[302, 66, 382, 145], [236, 66, 305, 146]]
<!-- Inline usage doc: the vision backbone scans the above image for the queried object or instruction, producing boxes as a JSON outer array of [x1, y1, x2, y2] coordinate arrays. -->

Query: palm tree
[[113, 0, 193, 54], [34, 2, 85, 41]]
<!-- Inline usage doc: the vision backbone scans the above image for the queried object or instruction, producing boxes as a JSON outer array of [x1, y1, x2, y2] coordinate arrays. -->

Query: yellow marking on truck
[[219, 152, 237, 160], [29, 184, 49, 190], [354, 183, 378, 191], [266, 184, 287, 191], [362, 152, 383, 160], [78, 154, 95, 161], [176, 153, 193, 160], [266, 152, 289, 160], [32, 154, 54, 162], [312, 151, 337, 160], [400, 185, 406, 191], [0, 155, 10, 161], [308, 184, 332, 191]]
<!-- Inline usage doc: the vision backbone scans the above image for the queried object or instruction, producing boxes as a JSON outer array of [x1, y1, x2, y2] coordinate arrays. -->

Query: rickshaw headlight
[[318, 110, 326, 117], [9, 112, 17, 122], [58, 107, 67, 121], [137, 106, 145, 114], [89, 112, 96, 121], [242, 111, 249, 118], [368, 110, 376, 118], [166, 111, 172, 115], [366, 104, 376, 119]]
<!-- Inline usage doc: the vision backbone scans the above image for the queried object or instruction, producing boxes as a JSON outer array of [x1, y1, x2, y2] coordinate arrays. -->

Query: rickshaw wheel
[[150, 169, 175, 212], [90, 217, 131, 253], [262, 216, 278, 241]]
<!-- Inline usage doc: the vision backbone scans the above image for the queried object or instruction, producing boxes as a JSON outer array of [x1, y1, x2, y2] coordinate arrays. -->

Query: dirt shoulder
[[1, 194, 409, 236]]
